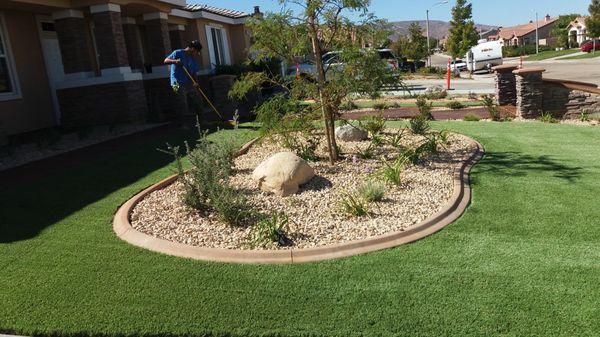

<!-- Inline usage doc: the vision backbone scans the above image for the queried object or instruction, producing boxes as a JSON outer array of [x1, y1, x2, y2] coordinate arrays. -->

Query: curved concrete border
[[113, 137, 484, 264]]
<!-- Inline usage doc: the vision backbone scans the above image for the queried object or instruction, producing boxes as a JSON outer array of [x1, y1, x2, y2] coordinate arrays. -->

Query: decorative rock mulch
[[131, 129, 478, 250]]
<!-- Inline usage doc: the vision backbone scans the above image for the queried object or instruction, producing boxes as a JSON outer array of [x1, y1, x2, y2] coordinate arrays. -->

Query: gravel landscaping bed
[[131, 129, 477, 250]]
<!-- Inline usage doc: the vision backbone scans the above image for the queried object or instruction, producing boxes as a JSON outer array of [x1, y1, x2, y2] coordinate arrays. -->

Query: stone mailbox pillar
[[513, 68, 546, 119], [492, 64, 518, 106]]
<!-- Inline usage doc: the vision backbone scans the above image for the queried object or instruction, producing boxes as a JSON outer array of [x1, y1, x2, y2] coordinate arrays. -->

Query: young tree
[[446, 0, 479, 59], [551, 14, 581, 48], [391, 23, 429, 70], [230, 0, 398, 164], [588, 0, 600, 38]]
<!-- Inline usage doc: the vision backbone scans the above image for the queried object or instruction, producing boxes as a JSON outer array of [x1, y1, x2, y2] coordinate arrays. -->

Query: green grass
[[525, 49, 579, 61], [2, 122, 600, 336], [559, 52, 600, 60]]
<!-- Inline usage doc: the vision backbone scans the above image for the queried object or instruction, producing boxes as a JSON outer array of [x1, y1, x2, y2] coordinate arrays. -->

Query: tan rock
[[252, 152, 315, 197]]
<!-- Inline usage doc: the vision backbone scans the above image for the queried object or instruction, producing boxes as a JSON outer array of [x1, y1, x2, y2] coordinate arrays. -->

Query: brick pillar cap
[[513, 67, 546, 75], [492, 64, 518, 73]]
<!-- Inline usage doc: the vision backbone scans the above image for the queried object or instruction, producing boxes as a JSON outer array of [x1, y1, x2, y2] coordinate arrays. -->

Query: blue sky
[[192, 0, 592, 26]]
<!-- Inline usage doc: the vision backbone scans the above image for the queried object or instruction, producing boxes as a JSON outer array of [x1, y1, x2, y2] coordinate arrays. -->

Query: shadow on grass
[[0, 126, 201, 244], [474, 151, 584, 183]]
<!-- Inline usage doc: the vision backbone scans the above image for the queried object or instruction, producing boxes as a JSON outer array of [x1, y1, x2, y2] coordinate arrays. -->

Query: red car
[[581, 40, 600, 53]]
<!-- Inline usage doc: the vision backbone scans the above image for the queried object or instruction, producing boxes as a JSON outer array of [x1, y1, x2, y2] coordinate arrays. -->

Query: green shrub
[[580, 111, 590, 122], [417, 136, 440, 156], [409, 115, 431, 135], [161, 131, 250, 227], [416, 97, 433, 120], [251, 212, 290, 248], [482, 95, 500, 121], [356, 144, 375, 159], [358, 113, 386, 136], [503, 44, 552, 57], [340, 192, 369, 217], [464, 113, 481, 122], [400, 147, 421, 165], [372, 102, 388, 110], [377, 156, 406, 185], [446, 101, 465, 110], [540, 112, 558, 124], [387, 129, 406, 148], [340, 100, 359, 111], [357, 181, 386, 202]]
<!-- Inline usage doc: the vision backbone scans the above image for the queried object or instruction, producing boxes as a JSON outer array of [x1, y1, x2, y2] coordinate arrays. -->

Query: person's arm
[[164, 51, 180, 65]]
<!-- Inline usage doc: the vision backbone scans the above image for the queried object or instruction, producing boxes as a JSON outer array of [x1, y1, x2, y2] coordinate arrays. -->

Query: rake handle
[[180, 63, 226, 121]]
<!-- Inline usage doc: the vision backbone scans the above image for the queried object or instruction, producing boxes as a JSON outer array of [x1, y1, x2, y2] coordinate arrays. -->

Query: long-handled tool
[[180, 63, 233, 124]]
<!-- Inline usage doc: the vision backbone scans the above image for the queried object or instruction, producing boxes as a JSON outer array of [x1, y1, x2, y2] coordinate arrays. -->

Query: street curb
[[113, 137, 484, 264]]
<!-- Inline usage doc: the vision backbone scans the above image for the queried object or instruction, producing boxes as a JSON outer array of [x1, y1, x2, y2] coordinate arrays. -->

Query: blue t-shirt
[[167, 49, 200, 87]]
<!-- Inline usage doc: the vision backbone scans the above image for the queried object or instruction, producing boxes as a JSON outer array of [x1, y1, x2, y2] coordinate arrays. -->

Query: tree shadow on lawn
[[473, 151, 584, 184], [0, 126, 205, 244]]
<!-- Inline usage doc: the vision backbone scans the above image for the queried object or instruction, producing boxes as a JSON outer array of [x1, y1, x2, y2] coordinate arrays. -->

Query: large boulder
[[335, 124, 368, 142], [252, 152, 315, 197]]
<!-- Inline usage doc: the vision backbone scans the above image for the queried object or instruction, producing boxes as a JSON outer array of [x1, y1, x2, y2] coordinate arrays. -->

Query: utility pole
[[535, 12, 539, 54], [426, 1, 448, 67]]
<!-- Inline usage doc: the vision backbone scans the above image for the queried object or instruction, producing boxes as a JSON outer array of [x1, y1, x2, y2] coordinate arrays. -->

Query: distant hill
[[389, 20, 498, 41]]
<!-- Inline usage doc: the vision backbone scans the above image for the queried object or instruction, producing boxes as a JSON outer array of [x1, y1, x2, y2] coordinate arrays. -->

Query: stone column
[[169, 25, 186, 51], [90, 3, 129, 73], [513, 68, 546, 119], [492, 64, 518, 106], [122, 17, 144, 71], [142, 12, 171, 68], [52, 9, 94, 75]]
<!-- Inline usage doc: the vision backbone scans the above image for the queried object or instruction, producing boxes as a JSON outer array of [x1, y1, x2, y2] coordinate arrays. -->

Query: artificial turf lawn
[[1, 121, 600, 336]]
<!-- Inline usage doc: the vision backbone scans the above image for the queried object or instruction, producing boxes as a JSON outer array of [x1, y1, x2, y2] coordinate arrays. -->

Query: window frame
[[0, 12, 22, 101], [205, 24, 231, 69]]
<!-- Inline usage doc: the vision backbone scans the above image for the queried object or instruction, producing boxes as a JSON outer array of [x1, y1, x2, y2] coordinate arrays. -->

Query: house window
[[0, 14, 20, 100], [205, 25, 230, 68]]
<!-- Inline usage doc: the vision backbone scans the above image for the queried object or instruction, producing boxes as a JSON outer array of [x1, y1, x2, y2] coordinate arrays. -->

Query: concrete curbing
[[113, 137, 484, 264]]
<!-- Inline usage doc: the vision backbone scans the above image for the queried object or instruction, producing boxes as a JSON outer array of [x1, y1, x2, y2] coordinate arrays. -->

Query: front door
[[37, 17, 65, 124]]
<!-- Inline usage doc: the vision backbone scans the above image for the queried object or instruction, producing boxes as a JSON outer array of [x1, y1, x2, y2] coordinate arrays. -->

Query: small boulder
[[252, 152, 315, 197], [335, 124, 368, 142], [424, 85, 447, 96]]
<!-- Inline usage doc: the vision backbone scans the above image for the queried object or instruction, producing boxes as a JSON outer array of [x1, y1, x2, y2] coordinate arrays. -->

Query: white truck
[[466, 40, 503, 73]]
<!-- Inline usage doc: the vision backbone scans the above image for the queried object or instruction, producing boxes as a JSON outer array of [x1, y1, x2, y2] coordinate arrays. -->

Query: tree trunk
[[308, 11, 339, 164]]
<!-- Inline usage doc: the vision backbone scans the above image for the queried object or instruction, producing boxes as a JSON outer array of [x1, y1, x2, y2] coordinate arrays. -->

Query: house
[[0, 0, 258, 138], [567, 16, 589, 46], [492, 15, 558, 47], [479, 28, 499, 41]]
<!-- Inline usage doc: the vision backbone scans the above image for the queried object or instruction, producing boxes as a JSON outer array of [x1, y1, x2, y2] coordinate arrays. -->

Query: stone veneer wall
[[515, 72, 544, 118], [542, 82, 600, 119], [58, 81, 147, 127]]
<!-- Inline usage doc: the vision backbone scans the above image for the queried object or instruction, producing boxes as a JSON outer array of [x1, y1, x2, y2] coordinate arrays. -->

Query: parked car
[[450, 59, 468, 72], [287, 49, 400, 78], [581, 40, 600, 53]]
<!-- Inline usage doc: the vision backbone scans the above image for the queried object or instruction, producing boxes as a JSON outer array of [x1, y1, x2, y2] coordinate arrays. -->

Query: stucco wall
[[0, 10, 55, 136], [192, 18, 247, 71]]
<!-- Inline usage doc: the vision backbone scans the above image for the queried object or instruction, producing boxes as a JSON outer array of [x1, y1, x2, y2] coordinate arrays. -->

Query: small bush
[[540, 112, 558, 124], [340, 192, 369, 217], [418, 136, 440, 156], [416, 97, 433, 120], [481, 95, 500, 121], [464, 113, 481, 122], [409, 115, 431, 135], [580, 111, 590, 122], [372, 102, 388, 111], [356, 144, 375, 159], [359, 113, 386, 136], [251, 212, 291, 248], [387, 129, 406, 148], [377, 156, 406, 185], [161, 131, 250, 227], [446, 101, 465, 110], [468, 92, 478, 100], [357, 181, 386, 202], [400, 147, 421, 165], [340, 100, 359, 111]]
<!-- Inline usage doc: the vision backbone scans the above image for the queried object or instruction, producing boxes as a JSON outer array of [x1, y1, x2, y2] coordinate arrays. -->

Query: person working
[[164, 40, 203, 122]]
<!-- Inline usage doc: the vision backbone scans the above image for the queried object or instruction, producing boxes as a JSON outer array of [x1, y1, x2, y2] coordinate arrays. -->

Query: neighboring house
[[480, 28, 499, 41], [491, 15, 557, 46], [0, 0, 258, 137], [567, 16, 589, 45]]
